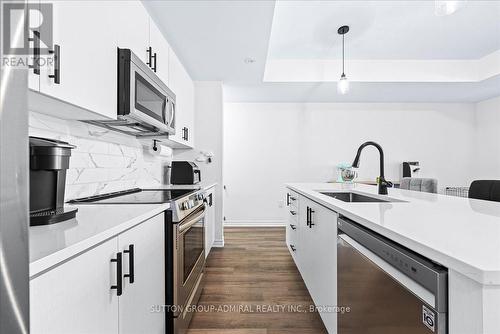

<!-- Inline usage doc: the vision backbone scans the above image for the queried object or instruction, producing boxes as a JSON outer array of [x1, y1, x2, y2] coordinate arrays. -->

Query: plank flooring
[[187, 227, 327, 334]]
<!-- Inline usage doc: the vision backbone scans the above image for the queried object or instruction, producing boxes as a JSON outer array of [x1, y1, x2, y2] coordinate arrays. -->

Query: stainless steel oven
[[173, 204, 206, 334]]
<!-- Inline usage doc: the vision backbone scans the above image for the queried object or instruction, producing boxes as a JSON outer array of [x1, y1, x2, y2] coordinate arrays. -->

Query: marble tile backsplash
[[29, 112, 173, 201]]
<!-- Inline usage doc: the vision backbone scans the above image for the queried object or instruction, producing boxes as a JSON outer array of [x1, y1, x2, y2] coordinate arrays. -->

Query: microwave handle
[[169, 101, 175, 126], [194, 169, 201, 181]]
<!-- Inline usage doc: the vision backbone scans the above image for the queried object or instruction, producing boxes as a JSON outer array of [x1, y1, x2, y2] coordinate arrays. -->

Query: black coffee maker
[[29, 137, 78, 226]]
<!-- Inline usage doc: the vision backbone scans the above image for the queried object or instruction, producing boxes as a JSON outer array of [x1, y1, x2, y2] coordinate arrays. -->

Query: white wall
[[223, 102, 477, 225], [174, 82, 225, 245], [474, 96, 500, 179]]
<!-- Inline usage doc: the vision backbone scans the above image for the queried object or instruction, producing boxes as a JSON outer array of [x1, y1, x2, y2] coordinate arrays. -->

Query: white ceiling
[[143, 0, 500, 102], [144, 0, 275, 82], [268, 1, 500, 60]]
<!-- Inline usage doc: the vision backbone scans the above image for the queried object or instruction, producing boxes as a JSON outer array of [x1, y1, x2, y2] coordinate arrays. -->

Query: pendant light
[[337, 25, 350, 95]]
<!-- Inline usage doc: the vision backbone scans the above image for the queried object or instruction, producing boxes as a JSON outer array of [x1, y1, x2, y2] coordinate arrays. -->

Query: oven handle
[[178, 204, 207, 234]]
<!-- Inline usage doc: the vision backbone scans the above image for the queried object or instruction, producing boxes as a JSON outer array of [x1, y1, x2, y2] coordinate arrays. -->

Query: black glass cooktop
[[68, 188, 195, 204]]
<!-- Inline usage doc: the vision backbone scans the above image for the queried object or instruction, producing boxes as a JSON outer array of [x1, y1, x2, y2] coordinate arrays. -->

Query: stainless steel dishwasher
[[337, 217, 448, 334]]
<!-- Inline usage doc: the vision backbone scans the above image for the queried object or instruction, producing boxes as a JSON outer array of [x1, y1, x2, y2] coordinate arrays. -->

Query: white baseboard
[[224, 220, 286, 227]]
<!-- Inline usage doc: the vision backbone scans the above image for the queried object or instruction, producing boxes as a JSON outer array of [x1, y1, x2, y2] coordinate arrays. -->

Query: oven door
[[127, 58, 175, 135], [174, 204, 206, 332]]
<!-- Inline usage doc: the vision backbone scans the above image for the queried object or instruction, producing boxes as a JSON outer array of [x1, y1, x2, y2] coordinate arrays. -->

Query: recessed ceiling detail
[[142, 0, 500, 102]]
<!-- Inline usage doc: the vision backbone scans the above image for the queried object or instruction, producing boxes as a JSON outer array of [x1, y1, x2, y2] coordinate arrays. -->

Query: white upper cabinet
[[114, 1, 150, 64], [27, 0, 40, 91], [149, 19, 170, 86], [38, 1, 118, 120], [167, 49, 195, 148]]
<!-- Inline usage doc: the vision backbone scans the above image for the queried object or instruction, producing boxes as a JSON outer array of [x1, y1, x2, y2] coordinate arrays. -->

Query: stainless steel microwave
[[86, 48, 176, 137]]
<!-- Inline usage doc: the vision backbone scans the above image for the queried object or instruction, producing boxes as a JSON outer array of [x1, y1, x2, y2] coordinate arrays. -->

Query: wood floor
[[187, 227, 327, 334]]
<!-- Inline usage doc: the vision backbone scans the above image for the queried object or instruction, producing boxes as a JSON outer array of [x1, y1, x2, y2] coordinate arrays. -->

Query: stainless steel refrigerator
[[0, 0, 30, 333]]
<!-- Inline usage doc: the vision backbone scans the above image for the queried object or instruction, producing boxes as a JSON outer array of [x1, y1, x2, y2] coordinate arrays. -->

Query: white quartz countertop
[[29, 203, 169, 278], [286, 183, 500, 285]]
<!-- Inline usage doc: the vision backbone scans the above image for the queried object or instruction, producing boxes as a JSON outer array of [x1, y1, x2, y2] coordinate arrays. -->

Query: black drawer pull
[[289, 196, 296, 201], [309, 208, 315, 228], [290, 244, 296, 252], [123, 244, 135, 284], [48, 44, 60, 84], [111, 252, 123, 296], [290, 210, 297, 215], [289, 224, 296, 230]]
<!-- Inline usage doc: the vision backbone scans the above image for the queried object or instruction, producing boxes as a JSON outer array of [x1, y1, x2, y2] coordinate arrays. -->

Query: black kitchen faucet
[[352, 141, 392, 195]]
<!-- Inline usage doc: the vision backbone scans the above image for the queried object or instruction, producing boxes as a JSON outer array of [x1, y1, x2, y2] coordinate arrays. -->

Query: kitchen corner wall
[[29, 111, 172, 201]]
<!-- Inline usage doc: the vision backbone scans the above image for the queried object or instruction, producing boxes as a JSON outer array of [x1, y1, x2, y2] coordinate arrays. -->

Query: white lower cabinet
[[118, 213, 165, 334], [30, 213, 165, 334], [30, 237, 119, 334], [205, 187, 216, 258], [286, 189, 338, 333]]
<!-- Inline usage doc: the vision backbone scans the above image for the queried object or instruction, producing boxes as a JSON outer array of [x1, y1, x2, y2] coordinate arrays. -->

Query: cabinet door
[[302, 198, 338, 332], [39, 1, 118, 119], [167, 49, 194, 148], [149, 18, 170, 85], [205, 189, 216, 257], [118, 213, 165, 334], [114, 1, 150, 64], [30, 237, 119, 334]]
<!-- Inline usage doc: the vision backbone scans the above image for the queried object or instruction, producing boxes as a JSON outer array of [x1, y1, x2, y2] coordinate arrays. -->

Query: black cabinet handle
[[152, 52, 157, 72], [123, 244, 135, 284], [185, 127, 189, 141], [146, 46, 152, 68], [289, 224, 296, 230], [290, 210, 297, 216], [110, 252, 123, 296], [290, 244, 296, 252], [286, 193, 290, 206], [28, 30, 40, 75], [48, 45, 60, 84], [309, 208, 315, 228], [290, 196, 296, 201], [182, 127, 189, 141]]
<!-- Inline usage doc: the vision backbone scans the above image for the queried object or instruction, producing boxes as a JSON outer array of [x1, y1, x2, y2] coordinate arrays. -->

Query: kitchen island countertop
[[286, 182, 500, 286]]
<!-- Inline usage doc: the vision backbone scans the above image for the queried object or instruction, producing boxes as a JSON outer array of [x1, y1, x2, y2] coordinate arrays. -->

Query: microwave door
[[128, 62, 174, 134]]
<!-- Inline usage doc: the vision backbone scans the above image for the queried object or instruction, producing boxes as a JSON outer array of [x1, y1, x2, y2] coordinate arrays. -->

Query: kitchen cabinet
[[205, 187, 216, 257], [114, 1, 150, 64], [37, 0, 118, 120], [149, 19, 170, 85], [286, 191, 300, 265], [30, 212, 165, 334], [118, 213, 165, 334], [166, 50, 195, 149], [30, 237, 119, 334], [285, 190, 337, 333]]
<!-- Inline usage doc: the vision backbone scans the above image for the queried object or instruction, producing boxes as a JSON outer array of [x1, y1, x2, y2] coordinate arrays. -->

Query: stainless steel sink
[[320, 192, 403, 203]]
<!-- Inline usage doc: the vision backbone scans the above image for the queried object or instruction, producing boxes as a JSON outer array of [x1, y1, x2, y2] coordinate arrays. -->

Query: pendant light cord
[[342, 34, 345, 75]]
